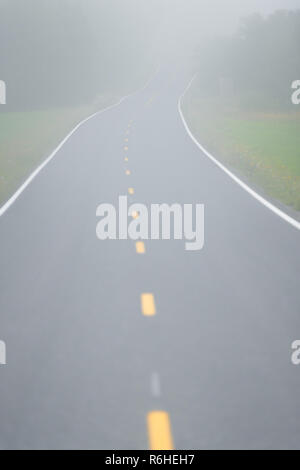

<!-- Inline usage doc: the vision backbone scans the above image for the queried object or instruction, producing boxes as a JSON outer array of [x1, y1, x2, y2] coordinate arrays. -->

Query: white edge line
[[0, 68, 159, 218], [178, 75, 300, 231]]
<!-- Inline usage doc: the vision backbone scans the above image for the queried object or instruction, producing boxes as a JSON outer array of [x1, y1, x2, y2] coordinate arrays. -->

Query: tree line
[[0, 0, 159, 110], [195, 9, 300, 110]]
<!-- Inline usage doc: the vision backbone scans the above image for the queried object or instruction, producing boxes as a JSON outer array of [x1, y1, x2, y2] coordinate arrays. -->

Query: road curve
[[0, 67, 299, 450]]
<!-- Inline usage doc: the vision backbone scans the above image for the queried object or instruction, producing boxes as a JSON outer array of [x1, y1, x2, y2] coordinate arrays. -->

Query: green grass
[[182, 94, 300, 211], [0, 95, 118, 207]]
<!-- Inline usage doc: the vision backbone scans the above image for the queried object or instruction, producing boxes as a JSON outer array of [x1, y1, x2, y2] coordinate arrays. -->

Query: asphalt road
[[0, 67, 300, 450]]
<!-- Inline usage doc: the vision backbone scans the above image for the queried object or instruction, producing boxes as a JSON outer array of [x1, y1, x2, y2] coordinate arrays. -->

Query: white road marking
[[0, 69, 159, 218], [151, 372, 161, 398], [178, 76, 300, 231]]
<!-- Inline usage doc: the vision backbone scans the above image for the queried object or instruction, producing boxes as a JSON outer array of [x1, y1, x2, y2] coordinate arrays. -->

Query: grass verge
[[0, 94, 119, 207], [182, 91, 300, 211]]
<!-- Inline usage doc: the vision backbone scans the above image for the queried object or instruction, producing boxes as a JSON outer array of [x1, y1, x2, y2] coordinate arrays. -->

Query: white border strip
[[178, 76, 300, 231], [0, 70, 158, 217]]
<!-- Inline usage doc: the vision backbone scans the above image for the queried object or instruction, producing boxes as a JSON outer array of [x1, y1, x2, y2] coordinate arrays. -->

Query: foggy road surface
[[0, 67, 300, 450]]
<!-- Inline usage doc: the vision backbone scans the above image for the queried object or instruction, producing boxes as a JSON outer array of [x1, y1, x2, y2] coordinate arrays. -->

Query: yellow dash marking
[[136, 242, 145, 254], [147, 411, 174, 450], [125, 157, 129, 162], [131, 211, 139, 219], [141, 293, 156, 317], [128, 188, 134, 195]]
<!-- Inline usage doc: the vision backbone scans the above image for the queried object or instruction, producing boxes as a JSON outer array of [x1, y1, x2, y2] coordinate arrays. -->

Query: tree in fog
[[196, 9, 300, 110], [0, 0, 162, 110], [0, 0, 101, 109]]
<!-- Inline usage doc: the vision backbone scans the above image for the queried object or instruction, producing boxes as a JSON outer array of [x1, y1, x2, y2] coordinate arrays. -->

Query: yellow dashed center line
[[141, 293, 156, 316], [122, 120, 172, 451], [122, 122, 171, 448], [131, 211, 139, 219], [147, 411, 174, 450], [136, 241, 145, 254]]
